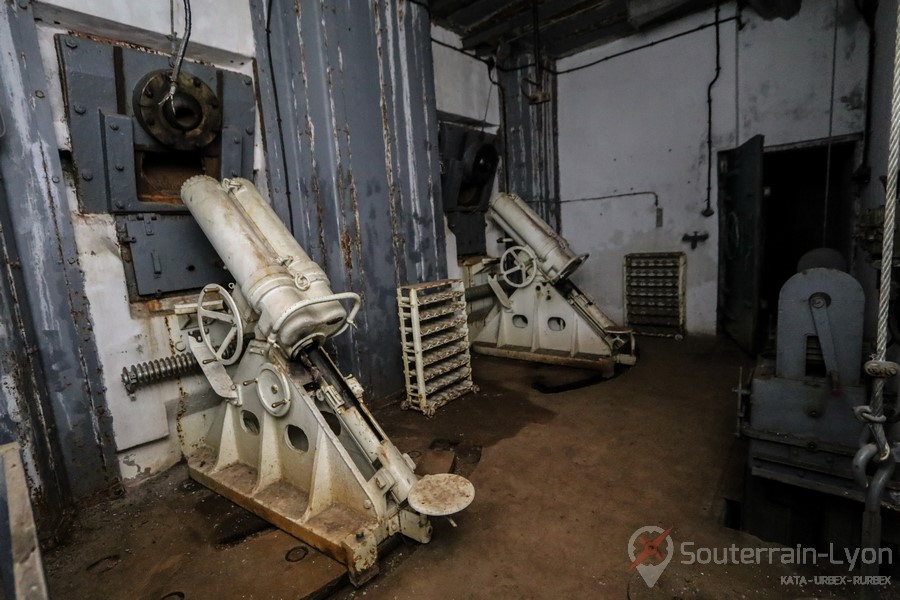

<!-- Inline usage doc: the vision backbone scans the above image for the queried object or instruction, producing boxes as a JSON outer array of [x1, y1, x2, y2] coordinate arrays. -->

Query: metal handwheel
[[500, 245, 538, 288], [197, 283, 244, 365]]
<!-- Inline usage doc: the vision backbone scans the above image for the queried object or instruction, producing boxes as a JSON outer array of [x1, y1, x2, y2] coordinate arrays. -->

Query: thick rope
[[868, 1, 900, 461]]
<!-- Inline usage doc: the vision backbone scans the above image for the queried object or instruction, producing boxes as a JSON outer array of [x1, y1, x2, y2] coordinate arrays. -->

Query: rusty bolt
[[73, 104, 86, 115], [109, 122, 119, 131], [81, 171, 93, 182], [115, 164, 125, 172], [245, 126, 253, 135], [51, 176, 60, 183], [243, 76, 252, 86], [355, 532, 365, 541], [64, 38, 78, 49], [232, 136, 240, 144], [34, 90, 45, 99], [115, 201, 125, 209]]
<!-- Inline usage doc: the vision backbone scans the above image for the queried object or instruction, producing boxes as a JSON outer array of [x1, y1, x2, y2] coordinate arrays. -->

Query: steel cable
[[867, 1, 900, 461]]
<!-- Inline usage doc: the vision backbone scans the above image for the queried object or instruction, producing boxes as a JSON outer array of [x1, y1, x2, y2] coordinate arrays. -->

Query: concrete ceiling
[[429, 0, 718, 58]]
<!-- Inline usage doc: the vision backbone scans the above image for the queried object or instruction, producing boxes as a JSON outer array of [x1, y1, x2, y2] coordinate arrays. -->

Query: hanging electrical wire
[[162, 0, 192, 106], [821, 0, 839, 245], [701, 0, 721, 218]]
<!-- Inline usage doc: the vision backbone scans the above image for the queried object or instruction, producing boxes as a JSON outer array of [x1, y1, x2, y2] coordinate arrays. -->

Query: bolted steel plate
[[407, 473, 475, 516]]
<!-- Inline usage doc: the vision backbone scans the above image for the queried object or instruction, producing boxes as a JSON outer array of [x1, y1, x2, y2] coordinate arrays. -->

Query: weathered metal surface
[[740, 265, 900, 509], [249, 0, 446, 396], [407, 473, 475, 516], [119, 214, 229, 297], [0, 2, 119, 500], [498, 53, 561, 231], [0, 443, 49, 600], [0, 148, 70, 536], [473, 193, 636, 370], [169, 176, 472, 584], [57, 34, 256, 214], [398, 280, 477, 416]]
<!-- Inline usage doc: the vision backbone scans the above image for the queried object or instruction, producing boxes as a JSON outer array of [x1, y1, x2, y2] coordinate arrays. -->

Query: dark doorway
[[718, 138, 857, 355]]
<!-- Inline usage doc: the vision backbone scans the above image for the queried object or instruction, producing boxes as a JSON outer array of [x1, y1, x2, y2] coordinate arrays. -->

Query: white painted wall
[[32, 0, 261, 479], [557, 1, 869, 334], [431, 25, 499, 125]]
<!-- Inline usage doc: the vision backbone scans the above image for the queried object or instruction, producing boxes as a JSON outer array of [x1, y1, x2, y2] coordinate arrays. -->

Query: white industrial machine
[[473, 193, 637, 375], [123, 176, 474, 585]]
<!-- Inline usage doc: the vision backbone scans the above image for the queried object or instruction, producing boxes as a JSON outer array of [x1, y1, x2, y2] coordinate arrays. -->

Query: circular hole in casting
[[548, 317, 566, 331], [240, 410, 260, 435], [284, 424, 309, 452]]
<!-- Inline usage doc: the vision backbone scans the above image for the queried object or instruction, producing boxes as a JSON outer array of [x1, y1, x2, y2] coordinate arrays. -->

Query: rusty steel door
[[718, 135, 765, 355]]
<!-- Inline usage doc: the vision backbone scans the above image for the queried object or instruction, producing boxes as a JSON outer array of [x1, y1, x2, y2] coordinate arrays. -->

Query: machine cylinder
[[226, 178, 332, 292], [181, 176, 347, 351], [488, 193, 585, 283]]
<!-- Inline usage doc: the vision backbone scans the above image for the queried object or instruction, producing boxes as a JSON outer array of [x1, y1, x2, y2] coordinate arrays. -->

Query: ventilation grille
[[624, 252, 686, 338]]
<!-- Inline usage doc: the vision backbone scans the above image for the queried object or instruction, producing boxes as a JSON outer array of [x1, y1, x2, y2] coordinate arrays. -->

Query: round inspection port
[[240, 410, 260, 435], [512, 315, 528, 328], [284, 424, 309, 452]]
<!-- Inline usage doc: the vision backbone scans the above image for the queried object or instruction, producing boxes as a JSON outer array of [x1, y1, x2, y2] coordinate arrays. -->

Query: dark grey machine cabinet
[[57, 35, 256, 299], [439, 122, 498, 257]]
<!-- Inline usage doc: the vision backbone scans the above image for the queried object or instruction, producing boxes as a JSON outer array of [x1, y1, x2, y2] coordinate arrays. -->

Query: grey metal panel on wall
[[250, 0, 446, 396], [498, 52, 561, 231], [373, 0, 448, 285], [0, 147, 71, 537], [0, 3, 119, 499]]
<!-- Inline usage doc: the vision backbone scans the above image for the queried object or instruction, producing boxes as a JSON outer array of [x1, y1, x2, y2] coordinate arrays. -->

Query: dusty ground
[[44, 336, 900, 599]]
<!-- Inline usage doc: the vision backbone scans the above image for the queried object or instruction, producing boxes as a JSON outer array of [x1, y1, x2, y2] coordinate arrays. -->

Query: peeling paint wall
[[254, 0, 446, 397], [557, 1, 868, 334]]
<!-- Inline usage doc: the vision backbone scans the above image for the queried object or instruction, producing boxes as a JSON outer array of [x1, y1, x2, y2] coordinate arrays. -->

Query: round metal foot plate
[[407, 473, 475, 516]]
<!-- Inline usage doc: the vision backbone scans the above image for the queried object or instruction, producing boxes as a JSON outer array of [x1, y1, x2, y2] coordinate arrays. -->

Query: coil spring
[[121, 353, 199, 393]]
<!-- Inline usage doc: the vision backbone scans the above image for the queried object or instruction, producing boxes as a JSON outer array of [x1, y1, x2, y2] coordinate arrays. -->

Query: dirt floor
[[44, 336, 900, 599]]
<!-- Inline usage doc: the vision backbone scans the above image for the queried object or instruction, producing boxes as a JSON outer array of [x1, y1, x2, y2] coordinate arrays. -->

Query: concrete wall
[[557, 1, 869, 334], [431, 26, 499, 126]]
